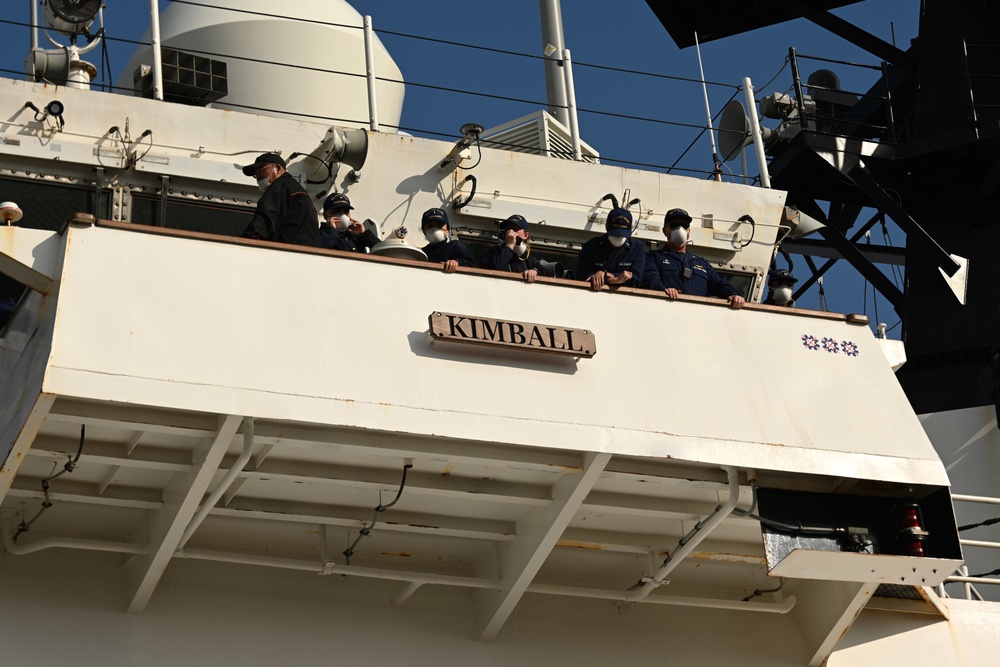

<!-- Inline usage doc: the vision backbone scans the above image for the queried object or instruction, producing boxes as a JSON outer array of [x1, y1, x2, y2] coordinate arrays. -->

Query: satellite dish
[[719, 100, 752, 164]]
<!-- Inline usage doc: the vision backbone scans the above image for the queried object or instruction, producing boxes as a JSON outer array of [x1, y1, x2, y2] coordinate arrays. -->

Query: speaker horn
[[718, 100, 773, 164]]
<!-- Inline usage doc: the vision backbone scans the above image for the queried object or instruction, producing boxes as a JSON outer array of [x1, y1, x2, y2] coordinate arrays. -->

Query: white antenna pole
[[363, 15, 380, 132], [695, 32, 720, 179], [742, 77, 770, 188], [149, 0, 164, 101]]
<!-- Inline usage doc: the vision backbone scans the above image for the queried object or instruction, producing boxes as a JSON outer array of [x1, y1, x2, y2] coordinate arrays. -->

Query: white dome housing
[[118, 0, 404, 128]]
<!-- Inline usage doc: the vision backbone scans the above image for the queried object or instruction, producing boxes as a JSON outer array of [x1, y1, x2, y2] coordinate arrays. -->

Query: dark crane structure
[[647, 0, 1000, 417]]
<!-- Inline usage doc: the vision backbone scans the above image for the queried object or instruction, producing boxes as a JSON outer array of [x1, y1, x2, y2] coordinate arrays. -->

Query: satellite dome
[[118, 0, 404, 128]]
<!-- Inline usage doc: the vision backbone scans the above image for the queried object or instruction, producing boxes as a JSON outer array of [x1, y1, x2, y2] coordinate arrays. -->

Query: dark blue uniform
[[241, 172, 319, 247], [422, 239, 477, 267], [642, 247, 739, 298], [319, 225, 380, 252], [479, 245, 553, 276], [577, 236, 646, 287]]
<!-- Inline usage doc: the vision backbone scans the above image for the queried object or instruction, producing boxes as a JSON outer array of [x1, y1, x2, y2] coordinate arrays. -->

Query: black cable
[[743, 578, 785, 602], [12, 425, 85, 543], [452, 175, 477, 210], [748, 513, 844, 536], [287, 152, 334, 184], [343, 462, 413, 565], [958, 516, 1000, 531], [969, 568, 1000, 578], [738, 214, 756, 248]]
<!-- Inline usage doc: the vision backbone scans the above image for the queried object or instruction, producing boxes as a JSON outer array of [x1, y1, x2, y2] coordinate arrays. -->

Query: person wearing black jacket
[[478, 214, 552, 283], [240, 152, 319, 247], [318, 193, 379, 253], [420, 208, 476, 272], [577, 207, 646, 291]]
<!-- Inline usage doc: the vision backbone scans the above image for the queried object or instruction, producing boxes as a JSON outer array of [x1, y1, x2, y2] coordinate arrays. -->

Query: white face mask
[[334, 213, 351, 231], [257, 177, 271, 192], [668, 227, 688, 247], [773, 285, 794, 304], [425, 227, 447, 244], [514, 238, 527, 256], [608, 236, 626, 248]]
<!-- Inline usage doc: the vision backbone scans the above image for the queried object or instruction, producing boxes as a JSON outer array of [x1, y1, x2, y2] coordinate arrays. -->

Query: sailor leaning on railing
[[478, 214, 553, 284], [319, 193, 379, 253]]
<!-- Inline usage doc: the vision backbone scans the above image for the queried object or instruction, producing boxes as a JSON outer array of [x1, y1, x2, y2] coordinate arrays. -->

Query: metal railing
[[937, 493, 1000, 601]]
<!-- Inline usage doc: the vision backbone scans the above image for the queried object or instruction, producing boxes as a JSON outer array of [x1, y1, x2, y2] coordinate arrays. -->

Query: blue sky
[[0, 1, 917, 329]]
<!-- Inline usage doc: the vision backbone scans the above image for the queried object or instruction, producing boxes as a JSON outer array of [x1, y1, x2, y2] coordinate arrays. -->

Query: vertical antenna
[[695, 32, 721, 180]]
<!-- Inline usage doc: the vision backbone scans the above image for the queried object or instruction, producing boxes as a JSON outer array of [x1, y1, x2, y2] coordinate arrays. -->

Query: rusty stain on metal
[[381, 552, 412, 557], [556, 540, 604, 550], [440, 464, 454, 478]]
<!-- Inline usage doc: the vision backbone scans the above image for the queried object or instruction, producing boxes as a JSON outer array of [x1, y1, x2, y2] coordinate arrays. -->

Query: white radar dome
[[118, 0, 404, 128]]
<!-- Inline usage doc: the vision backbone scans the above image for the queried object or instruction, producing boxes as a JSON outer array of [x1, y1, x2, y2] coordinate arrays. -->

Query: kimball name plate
[[429, 311, 596, 358]]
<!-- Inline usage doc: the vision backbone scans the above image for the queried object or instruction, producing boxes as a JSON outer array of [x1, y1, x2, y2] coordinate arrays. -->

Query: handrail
[[85, 218, 864, 324]]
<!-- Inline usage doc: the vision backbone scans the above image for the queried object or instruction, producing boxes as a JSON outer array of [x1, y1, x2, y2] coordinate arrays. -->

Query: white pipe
[[2, 516, 148, 556], [29, 0, 39, 78], [179, 547, 791, 613], [961, 538, 1000, 550], [742, 77, 770, 188], [362, 15, 379, 132], [177, 548, 501, 589], [3, 524, 797, 614], [562, 48, 582, 161], [149, 0, 164, 101], [952, 493, 1000, 506], [539, 0, 569, 126], [176, 418, 254, 550], [528, 584, 796, 614], [629, 466, 740, 601]]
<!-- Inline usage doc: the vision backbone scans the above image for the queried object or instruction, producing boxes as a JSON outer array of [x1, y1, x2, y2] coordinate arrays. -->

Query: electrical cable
[[12, 425, 85, 543], [969, 568, 1000, 578], [452, 174, 477, 210], [342, 462, 413, 565], [958, 516, 1000, 531], [287, 152, 334, 184], [738, 214, 756, 248], [742, 578, 785, 602]]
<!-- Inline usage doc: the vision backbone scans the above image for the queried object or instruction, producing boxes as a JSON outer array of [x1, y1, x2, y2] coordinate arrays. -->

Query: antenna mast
[[694, 32, 721, 180]]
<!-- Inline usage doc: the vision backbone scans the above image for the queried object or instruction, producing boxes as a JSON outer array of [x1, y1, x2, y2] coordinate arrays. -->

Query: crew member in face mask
[[640, 208, 745, 309], [239, 152, 319, 246], [763, 268, 797, 307], [420, 208, 476, 273], [318, 193, 379, 252], [577, 207, 646, 291], [478, 214, 553, 283]]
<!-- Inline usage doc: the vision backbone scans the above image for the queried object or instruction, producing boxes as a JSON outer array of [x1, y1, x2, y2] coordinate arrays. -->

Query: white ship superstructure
[[1, 1, 998, 665]]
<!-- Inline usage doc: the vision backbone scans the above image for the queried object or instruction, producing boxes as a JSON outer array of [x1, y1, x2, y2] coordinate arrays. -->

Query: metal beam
[[777, 0, 913, 71], [236, 460, 551, 506], [476, 451, 611, 641], [217, 497, 516, 542], [0, 393, 55, 502], [6, 478, 164, 510], [847, 161, 961, 276], [27, 435, 192, 473], [790, 579, 878, 666], [797, 199, 904, 311], [792, 209, 884, 300], [125, 414, 242, 613], [782, 238, 906, 266]]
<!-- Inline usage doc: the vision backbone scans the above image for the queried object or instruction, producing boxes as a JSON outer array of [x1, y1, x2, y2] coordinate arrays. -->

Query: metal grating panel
[[481, 110, 600, 163]]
